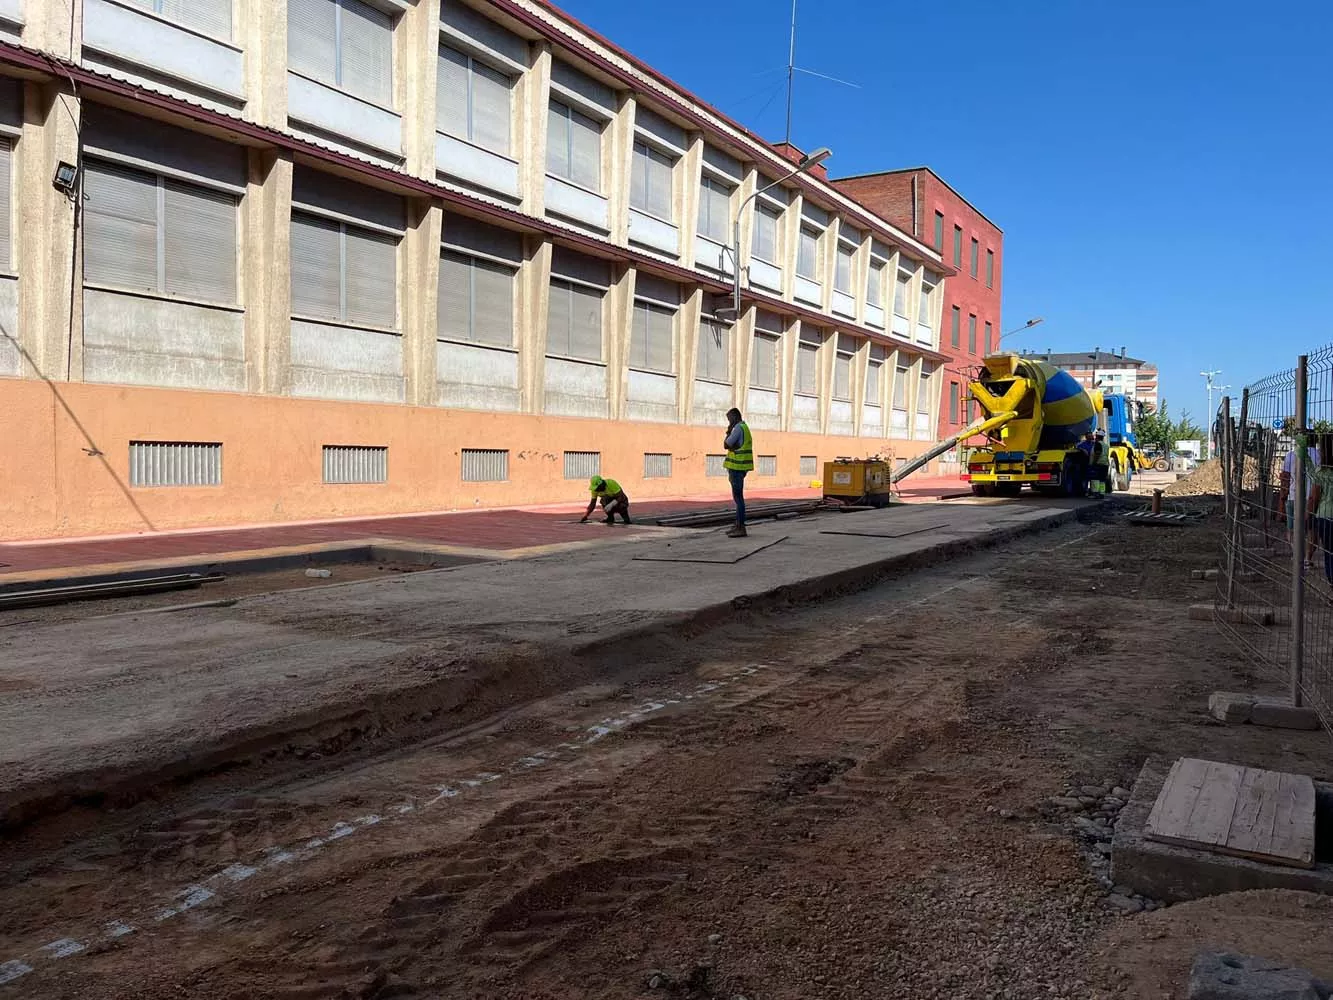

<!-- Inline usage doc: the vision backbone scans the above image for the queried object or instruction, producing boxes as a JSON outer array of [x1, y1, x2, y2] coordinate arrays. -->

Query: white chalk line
[[0, 664, 766, 992]]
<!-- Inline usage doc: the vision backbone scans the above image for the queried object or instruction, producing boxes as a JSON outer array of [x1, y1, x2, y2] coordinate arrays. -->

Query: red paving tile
[[0, 481, 962, 577]]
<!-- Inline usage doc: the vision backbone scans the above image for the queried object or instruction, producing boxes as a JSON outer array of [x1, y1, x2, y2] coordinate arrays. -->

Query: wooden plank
[[1226, 767, 1283, 859], [1145, 757, 1210, 842], [1188, 760, 1245, 847], [1266, 772, 1316, 868]]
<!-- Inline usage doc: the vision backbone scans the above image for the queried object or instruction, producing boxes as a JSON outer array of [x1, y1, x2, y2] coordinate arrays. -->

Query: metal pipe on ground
[[0, 573, 219, 611]]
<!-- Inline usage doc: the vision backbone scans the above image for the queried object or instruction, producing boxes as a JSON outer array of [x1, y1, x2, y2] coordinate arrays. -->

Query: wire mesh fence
[[1213, 345, 1333, 731]]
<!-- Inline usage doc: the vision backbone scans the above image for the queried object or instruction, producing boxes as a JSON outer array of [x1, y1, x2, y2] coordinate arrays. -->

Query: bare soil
[[2, 512, 1330, 999]]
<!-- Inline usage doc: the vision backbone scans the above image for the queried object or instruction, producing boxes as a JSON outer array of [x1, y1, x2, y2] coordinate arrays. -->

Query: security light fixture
[[53, 161, 79, 196]]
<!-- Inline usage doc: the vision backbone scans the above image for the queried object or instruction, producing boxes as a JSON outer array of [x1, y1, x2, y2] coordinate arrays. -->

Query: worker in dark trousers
[[723, 408, 754, 538], [581, 475, 632, 524], [1072, 434, 1095, 497], [1091, 432, 1111, 496]]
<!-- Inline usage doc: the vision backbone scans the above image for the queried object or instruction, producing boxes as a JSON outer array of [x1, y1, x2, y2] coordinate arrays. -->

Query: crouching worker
[[581, 475, 632, 525]]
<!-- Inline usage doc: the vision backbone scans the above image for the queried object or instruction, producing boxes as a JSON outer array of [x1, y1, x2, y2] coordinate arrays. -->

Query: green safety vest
[[724, 422, 754, 472], [591, 478, 622, 497]]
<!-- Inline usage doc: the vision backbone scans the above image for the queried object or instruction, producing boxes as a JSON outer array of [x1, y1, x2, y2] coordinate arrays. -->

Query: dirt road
[[2, 510, 1331, 999]]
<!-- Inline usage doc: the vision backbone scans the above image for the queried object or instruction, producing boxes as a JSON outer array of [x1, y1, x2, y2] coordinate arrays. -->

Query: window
[[986, 249, 994, 288], [934, 211, 944, 250], [917, 281, 934, 327], [866, 355, 882, 403], [697, 176, 731, 242], [970, 238, 978, 278], [547, 250, 608, 362], [291, 212, 397, 327], [968, 314, 977, 353], [751, 333, 780, 389], [0, 138, 10, 271], [893, 266, 912, 318], [437, 45, 513, 155], [288, 0, 393, 107], [753, 204, 780, 262], [546, 100, 602, 191], [697, 313, 730, 383], [630, 142, 674, 220], [950, 306, 960, 348], [84, 161, 238, 304], [797, 227, 820, 279], [918, 364, 934, 414], [835, 243, 854, 294], [892, 364, 909, 409], [953, 225, 962, 267], [833, 334, 855, 401], [949, 382, 960, 424], [438, 218, 521, 348], [867, 260, 885, 308], [984, 321, 993, 355], [122, 0, 231, 40], [796, 326, 821, 395], [626, 306, 674, 376]]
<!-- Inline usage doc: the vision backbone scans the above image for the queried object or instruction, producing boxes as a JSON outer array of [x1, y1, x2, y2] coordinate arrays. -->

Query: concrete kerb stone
[[1208, 693, 1323, 731], [1188, 952, 1332, 1000], [1190, 603, 1277, 626], [0, 505, 1082, 832], [1112, 756, 1333, 904]]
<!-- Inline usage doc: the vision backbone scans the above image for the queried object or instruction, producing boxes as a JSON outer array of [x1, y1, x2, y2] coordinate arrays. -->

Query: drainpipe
[[910, 173, 919, 239]]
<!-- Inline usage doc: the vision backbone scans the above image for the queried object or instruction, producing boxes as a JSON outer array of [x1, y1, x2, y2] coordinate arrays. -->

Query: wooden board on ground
[[1145, 757, 1316, 869], [632, 535, 787, 565]]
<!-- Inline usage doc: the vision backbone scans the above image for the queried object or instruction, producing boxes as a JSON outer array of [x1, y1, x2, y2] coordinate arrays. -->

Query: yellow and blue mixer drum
[[1023, 360, 1097, 449]]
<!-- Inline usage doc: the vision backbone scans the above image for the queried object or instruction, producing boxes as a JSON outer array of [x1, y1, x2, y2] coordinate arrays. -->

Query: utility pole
[[784, 0, 797, 144], [1201, 369, 1223, 457]]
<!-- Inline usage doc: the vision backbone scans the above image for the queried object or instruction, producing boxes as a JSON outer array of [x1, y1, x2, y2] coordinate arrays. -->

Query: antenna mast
[[784, 0, 796, 143]]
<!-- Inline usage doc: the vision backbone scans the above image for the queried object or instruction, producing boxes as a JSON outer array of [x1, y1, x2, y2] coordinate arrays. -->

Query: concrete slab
[[1113, 757, 1333, 903], [0, 499, 1084, 829], [1188, 952, 1331, 1000], [818, 522, 949, 540], [631, 534, 788, 564]]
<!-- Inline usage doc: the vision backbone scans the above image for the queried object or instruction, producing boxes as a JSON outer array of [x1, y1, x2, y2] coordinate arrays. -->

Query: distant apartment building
[[0, 0, 958, 540], [832, 167, 1003, 451], [1019, 349, 1160, 410]]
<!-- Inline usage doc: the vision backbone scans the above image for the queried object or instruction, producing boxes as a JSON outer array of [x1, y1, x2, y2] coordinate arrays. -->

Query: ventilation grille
[[563, 450, 601, 480], [461, 448, 509, 482], [129, 441, 221, 487], [323, 445, 387, 484], [705, 454, 727, 477], [643, 453, 673, 478], [757, 455, 777, 477], [799, 455, 818, 477]]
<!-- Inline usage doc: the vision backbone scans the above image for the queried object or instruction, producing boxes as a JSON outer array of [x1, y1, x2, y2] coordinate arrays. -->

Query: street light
[[728, 146, 832, 317], [1201, 369, 1226, 457], [996, 317, 1045, 349]]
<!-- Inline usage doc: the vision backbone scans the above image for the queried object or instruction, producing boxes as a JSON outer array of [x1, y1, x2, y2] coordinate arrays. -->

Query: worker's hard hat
[[589, 476, 604, 489]]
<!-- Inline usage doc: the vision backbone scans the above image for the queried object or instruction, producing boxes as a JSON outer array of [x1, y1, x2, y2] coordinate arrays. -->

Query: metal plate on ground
[[1125, 511, 1199, 526], [818, 522, 949, 540], [1145, 757, 1316, 869], [632, 535, 788, 564]]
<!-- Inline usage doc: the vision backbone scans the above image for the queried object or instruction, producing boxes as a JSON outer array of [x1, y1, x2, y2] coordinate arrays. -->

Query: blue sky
[[556, 0, 1332, 424]]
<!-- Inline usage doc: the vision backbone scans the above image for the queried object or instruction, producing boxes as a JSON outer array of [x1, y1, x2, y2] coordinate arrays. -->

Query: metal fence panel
[[323, 445, 388, 484], [129, 441, 222, 487], [461, 448, 509, 482]]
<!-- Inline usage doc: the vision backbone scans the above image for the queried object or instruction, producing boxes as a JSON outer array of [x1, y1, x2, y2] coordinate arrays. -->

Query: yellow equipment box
[[823, 458, 893, 507]]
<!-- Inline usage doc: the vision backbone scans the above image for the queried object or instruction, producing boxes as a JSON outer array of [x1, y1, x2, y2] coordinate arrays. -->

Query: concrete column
[[818, 327, 833, 435], [821, 215, 839, 314], [243, 147, 293, 395], [28, 0, 80, 59], [678, 285, 701, 420], [605, 262, 632, 418], [854, 233, 870, 326], [521, 237, 551, 412], [783, 192, 801, 304], [779, 314, 798, 433], [402, 197, 443, 405], [852, 338, 868, 436], [17, 81, 80, 382], [679, 134, 702, 269], [735, 168, 756, 293], [733, 305, 755, 413], [607, 94, 633, 247], [399, 0, 441, 179], [239, 0, 287, 128], [519, 44, 552, 218]]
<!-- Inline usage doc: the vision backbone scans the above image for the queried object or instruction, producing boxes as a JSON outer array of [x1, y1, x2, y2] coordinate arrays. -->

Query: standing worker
[[580, 475, 632, 525], [1306, 436, 1333, 588], [723, 407, 753, 538], [1072, 434, 1095, 497], [1091, 431, 1111, 496]]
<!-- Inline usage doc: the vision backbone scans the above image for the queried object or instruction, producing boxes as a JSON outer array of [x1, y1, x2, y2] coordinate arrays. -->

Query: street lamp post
[[1201, 369, 1226, 457], [728, 147, 831, 317], [995, 317, 1045, 350]]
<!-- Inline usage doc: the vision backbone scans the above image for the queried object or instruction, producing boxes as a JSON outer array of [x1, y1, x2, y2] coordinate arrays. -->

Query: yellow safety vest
[[724, 422, 754, 472]]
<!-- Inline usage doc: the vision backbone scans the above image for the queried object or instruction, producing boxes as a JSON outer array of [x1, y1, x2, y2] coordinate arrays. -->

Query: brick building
[[832, 167, 1003, 449]]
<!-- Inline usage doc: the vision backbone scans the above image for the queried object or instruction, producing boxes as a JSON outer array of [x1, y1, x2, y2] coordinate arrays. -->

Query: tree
[[1134, 398, 1203, 454]]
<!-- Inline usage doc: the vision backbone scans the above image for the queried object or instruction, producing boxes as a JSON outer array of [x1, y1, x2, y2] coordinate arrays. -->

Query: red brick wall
[[834, 170, 1004, 440]]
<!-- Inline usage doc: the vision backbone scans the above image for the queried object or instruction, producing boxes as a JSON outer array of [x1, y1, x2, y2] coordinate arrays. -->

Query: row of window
[[127, 441, 816, 487], [932, 211, 995, 288], [948, 308, 995, 357]]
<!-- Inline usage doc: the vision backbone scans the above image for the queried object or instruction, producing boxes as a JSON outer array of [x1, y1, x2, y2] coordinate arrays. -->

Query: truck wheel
[[971, 484, 993, 497], [994, 482, 1021, 497], [1112, 459, 1129, 492], [1153, 458, 1170, 472]]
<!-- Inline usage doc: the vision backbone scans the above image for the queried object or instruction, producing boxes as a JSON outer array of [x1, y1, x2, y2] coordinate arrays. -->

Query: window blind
[[0, 140, 12, 271], [547, 101, 602, 190], [84, 161, 159, 293], [751, 332, 779, 389], [697, 177, 730, 242], [630, 301, 674, 373], [162, 180, 237, 302], [439, 251, 515, 347], [753, 205, 779, 262], [796, 340, 819, 396], [438, 45, 511, 154], [893, 366, 909, 408], [288, 0, 340, 89], [833, 354, 851, 400], [867, 261, 884, 307], [797, 228, 819, 279], [918, 364, 934, 413], [835, 245, 853, 293], [951, 307, 960, 347], [290, 212, 397, 327], [950, 382, 960, 423], [437, 45, 469, 139], [984, 321, 993, 354], [918, 284, 933, 325], [894, 270, 911, 317], [968, 314, 977, 353], [630, 142, 673, 219], [866, 359, 882, 401], [345, 227, 397, 328], [338, 0, 393, 105], [548, 279, 604, 361], [697, 316, 729, 382], [290, 212, 344, 319], [130, 0, 232, 41]]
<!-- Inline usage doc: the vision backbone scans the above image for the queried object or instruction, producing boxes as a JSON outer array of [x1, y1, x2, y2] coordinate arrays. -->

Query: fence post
[[1292, 355, 1309, 708], [1224, 395, 1245, 606]]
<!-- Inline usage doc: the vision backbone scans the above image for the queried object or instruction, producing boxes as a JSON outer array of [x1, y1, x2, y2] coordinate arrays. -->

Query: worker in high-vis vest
[[723, 407, 754, 538], [1090, 432, 1111, 497], [581, 475, 632, 524]]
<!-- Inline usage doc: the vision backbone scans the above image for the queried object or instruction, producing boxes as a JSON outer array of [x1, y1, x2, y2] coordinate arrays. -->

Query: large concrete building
[[1019, 349, 1160, 410], [0, 0, 957, 540], [831, 166, 1003, 455]]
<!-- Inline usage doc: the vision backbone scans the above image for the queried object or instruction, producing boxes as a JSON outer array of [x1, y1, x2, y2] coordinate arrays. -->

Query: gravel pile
[[1046, 782, 1166, 915]]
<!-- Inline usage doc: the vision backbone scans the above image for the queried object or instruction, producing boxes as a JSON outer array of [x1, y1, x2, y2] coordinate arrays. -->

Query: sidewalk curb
[[0, 506, 1080, 832]]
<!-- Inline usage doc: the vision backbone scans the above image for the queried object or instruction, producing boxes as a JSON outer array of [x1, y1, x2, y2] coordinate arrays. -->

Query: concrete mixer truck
[[890, 353, 1142, 496]]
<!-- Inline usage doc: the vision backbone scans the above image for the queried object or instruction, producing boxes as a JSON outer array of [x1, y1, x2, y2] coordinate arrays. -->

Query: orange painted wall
[[0, 378, 941, 540]]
